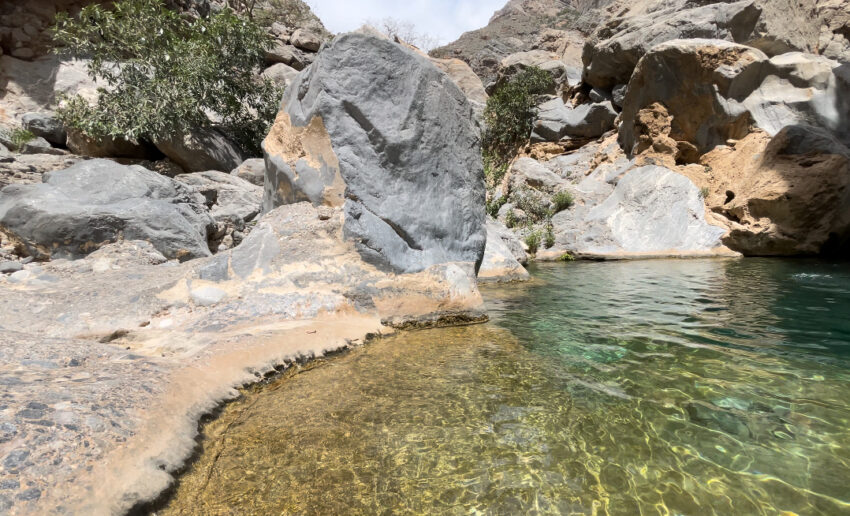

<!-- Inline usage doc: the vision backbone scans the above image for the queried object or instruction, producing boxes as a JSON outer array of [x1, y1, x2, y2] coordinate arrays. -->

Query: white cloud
[[307, 0, 506, 47]]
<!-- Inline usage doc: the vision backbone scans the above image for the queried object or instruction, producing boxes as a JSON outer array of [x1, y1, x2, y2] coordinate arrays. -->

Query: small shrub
[[486, 195, 507, 218], [552, 190, 574, 213], [505, 209, 517, 229], [10, 128, 35, 150], [544, 220, 555, 248], [513, 186, 551, 223], [700, 187, 710, 199], [482, 66, 553, 164], [483, 152, 509, 192], [558, 252, 574, 262], [52, 0, 283, 155], [525, 231, 541, 256]]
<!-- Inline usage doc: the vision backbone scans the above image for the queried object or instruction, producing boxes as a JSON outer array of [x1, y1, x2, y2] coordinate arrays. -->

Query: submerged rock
[[0, 159, 214, 260], [263, 32, 486, 274]]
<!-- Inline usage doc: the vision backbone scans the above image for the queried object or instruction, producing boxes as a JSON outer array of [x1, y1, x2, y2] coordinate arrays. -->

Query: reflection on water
[[162, 259, 850, 515]]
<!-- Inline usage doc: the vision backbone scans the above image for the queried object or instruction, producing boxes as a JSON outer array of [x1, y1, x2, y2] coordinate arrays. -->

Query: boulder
[[619, 40, 850, 158], [509, 157, 569, 193], [230, 158, 265, 186], [611, 84, 627, 108], [290, 28, 322, 52], [0, 159, 215, 260], [531, 98, 617, 142], [66, 129, 159, 160], [21, 112, 66, 147], [261, 63, 299, 89], [154, 128, 246, 173], [478, 219, 530, 283], [175, 171, 262, 229], [265, 42, 309, 70], [0, 143, 11, 162], [550, 164, 727, 256], [262, 32, 486, 274], [20, 136, 64, 155], [486, 217, 527, 265]]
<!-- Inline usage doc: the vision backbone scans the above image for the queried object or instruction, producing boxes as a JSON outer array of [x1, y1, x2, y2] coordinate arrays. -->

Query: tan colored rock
[[66, 128, 158, 160], [678, 127, 850, 255]]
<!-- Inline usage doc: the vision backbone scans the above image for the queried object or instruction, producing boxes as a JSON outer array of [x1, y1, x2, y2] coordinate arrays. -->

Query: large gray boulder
[[154, 128, 246, 173], [262, 32, 486, 274], [531, 98, 617, 142], [0, 159, 215, 260], [618, 39, 850, 158], [230, 158, 265, 186], [261, 63, 300, 89]]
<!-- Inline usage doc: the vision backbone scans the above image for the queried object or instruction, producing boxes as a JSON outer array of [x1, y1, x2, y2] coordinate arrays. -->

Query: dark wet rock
[[0, 159, 215, 260], [685, 401, 753, 439], [154, 128, 245, 173], [263, 32, 486, 274], [21, 112, 66, 147]]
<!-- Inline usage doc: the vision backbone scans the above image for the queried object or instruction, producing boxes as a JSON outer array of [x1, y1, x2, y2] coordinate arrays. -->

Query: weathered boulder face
[[429, 56, 489, 121], [532, 98, 617, 142], [154, 128, 246, 173], [688, 126, 850, 255], [261, 62, 300, 89], [263, 32, 486, 274], [549, 164, 727, 257], [478, 218, 530, 283], [66, 128, 159, 160], [618, 39, 850, 159], [174, 170, 262, 230], [0, 159, 214, 260], [230, 158, 265, 186]]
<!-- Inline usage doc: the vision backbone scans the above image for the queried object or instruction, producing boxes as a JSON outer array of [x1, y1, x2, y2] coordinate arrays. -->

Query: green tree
[[52, 0, 282, 155], [482, 67, 553, 164]]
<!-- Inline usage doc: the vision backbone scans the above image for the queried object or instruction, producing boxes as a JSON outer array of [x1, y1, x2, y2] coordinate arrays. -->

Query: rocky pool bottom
[[161, 258, 850, 515]]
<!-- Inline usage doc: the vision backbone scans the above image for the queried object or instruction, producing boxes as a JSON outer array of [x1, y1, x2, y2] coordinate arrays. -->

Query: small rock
[[612, 84, 627, 108], [11, 48, 34, 59], [190, 286, 227, 306], [3, 449, 29, 470], [21, 136, 64, 155], [0, 261, 22, 274]]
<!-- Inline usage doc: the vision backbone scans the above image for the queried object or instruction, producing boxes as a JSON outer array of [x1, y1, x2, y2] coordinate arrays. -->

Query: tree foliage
[[482, 67, 553, 164], [52, 0, 282, 155]]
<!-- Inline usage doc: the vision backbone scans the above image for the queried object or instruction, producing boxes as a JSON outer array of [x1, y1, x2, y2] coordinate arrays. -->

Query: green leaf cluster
[[482, 67, 553, 164], [51, 0, 283, 155]]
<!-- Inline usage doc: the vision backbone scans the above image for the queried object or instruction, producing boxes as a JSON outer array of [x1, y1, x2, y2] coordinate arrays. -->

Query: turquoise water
[[163, 258, 850, 515]]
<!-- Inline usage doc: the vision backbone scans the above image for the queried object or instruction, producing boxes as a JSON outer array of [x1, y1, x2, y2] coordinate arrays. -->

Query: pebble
[[190, 286, 227, 306]]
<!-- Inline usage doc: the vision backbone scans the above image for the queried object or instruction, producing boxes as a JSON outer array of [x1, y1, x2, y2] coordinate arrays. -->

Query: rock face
[[429, 0, 606, 85], [154, 128, 245, 173], [261, 62, 300, 89], [682, 126, 850, 255], [618, 39, 850, 159], [263, 32, 486, 274], [532, 98, 617, 142], [230, 158, 265, 186], [0, 159, 214, 260], [553, 164, 727, 255], [66, 129, 158, 160], [478, 218, 530, 282]]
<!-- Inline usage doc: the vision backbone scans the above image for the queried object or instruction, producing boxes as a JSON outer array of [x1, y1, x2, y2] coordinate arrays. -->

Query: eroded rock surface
[[263, 32, 486, 274]]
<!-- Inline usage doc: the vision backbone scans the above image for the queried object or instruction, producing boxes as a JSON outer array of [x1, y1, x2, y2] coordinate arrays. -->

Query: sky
[[308, 0, 508, 48]]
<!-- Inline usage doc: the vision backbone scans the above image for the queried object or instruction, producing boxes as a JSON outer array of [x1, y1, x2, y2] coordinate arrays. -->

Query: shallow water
[[162, 258, 850, 515]]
